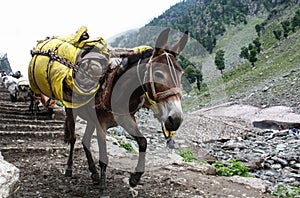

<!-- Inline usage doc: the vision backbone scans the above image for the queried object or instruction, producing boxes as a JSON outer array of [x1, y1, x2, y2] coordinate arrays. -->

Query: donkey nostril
[[168, 116, 174, 125], [165, 115, 182, 131]]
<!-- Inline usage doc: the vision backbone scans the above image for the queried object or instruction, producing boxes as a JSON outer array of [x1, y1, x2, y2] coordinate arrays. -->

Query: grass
[[212, 158, 251, 177], [272, 185, 300, 198], [181, 14, 300, 111], [223, 30, 300, 96], [117, 139, 135, 153], [108, 132, 136, 153], [178, 148, 195, 162]]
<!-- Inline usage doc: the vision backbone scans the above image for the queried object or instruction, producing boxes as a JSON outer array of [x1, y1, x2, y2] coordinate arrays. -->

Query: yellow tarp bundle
[[28, 26, 109, 108], [133, 45, 152, 54]]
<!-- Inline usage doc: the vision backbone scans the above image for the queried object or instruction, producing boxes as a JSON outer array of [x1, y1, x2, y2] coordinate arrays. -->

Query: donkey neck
[[108, 57, 150, 114]]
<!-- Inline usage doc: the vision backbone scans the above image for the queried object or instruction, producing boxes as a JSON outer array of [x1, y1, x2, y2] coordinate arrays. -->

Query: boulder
[[0, 152, 19, 197]]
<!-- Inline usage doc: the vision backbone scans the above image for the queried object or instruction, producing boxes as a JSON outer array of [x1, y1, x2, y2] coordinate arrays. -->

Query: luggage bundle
[[28, 26, 110, 108]]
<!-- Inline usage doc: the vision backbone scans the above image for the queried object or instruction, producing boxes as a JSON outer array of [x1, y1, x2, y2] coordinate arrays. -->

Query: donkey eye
[[154, 71, 165, 79]]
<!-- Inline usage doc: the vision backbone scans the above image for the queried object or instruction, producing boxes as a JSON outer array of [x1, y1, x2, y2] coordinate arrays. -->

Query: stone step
[[0, 107, 36, 115], [0, 113, 51, 120], [0, 145, 82, 153], [0, 130, 66, 138], [0, 132, 82, 152], [0, 123, 64, 131], [1, 117, 64, 125], [0, 101, 30, 108]]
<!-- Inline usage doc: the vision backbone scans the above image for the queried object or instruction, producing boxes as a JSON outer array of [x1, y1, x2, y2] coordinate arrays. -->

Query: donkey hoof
[[91, 173, 100, 184], [65, 169, 72, 177], [129, 172, 142, 187]]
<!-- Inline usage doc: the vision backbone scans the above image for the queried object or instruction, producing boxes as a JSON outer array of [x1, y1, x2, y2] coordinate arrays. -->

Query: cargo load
[[28, 26, 110, 108]]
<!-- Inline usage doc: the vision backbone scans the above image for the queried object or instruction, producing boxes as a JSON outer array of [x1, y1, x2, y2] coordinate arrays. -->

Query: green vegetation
[[215, 49, 225, 74], [109, 2, 300, 113], [178, 55, 203, 93], [178, 148, 195, 162], [108, 133, 137, 153], [117, 139, 135, 153], [181, 5, 300, 110], [239, 38, 261, 67], [212, 158, 251, 177], [272, 185, 300, 198]]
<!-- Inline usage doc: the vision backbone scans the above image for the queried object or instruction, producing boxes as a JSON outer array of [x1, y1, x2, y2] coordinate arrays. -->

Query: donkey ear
[[170, 31, 189, 57], [153, 28, 170, 55]]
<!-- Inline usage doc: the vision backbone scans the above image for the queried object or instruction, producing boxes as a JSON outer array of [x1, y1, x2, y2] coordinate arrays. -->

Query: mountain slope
[[0, 53, 12, 73]]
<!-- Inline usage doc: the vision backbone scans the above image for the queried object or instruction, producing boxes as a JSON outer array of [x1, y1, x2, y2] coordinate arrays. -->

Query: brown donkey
[[64, 28, 188, 197]]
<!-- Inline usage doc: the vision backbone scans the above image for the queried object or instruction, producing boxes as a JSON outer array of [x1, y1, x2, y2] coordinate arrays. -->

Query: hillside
[[183, 5, 300, 113], [109, 0, 300, 114]]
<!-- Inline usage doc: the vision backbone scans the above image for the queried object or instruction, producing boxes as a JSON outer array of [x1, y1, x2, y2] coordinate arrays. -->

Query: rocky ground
[[0, 67, 299, 198]]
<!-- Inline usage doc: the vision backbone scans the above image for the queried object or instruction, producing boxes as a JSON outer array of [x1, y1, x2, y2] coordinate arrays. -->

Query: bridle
[[137, 51, 182, 105], [137, 51, 182, 141]]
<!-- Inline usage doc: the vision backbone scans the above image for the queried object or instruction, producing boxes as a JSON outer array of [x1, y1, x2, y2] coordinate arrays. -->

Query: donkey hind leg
[[82, 122, 100, 184], [118, 115, 147, 187], [64, 108, 77, 177], [95, 126, 109, 197]]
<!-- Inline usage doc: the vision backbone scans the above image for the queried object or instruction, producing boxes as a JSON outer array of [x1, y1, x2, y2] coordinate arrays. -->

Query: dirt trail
[[0, 86, 274, 197]]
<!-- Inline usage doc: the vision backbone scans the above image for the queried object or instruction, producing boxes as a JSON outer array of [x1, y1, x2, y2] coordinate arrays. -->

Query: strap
[[31, 49, 79, 72]]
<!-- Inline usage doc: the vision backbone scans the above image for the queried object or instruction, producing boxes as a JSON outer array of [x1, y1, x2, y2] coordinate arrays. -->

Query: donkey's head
[[145, 28, 188, 132]]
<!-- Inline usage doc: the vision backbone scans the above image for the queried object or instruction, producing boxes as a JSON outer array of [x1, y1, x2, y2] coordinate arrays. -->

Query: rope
[[31, 49, 79, 72], [147, 52, 182, 102]]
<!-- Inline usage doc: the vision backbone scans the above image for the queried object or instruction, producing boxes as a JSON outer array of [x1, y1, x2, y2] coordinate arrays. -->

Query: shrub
[[212, 158, 251, 177], [178, 148, 195, 162], [118, 139, 134, 153], [272, 185, 300, 198]]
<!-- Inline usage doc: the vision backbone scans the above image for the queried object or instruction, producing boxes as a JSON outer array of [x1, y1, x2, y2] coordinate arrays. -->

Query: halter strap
[[147, 52, 182, 102]]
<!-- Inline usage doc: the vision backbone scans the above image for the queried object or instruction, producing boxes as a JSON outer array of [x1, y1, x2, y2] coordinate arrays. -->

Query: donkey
[[64, 28, 188, 196]]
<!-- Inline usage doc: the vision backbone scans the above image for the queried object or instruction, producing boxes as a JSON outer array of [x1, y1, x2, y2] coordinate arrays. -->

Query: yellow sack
[[28, 26, 109, 108], [133, 45, 152, 54]]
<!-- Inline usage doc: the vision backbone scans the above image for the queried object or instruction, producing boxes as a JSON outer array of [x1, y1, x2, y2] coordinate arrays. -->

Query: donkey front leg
[[118, 115, 147, 187], [82, 122, 100, 184], [130, 136, 147, 187]]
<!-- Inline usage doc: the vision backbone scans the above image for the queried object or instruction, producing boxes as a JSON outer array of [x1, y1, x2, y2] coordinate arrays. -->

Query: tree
[[249, 49, 258, 67], [239, 46, 249, 59], [215, 49, 225, 74], [195, 69, 203, 91], [183, 65, 202, 92], [240, 44, 258, 67], [184, 65, 197, 83], [292, 9, 300, 30], [273, 30, 282, 40], [255, 24, 262, 37], [281, 20, 291, 38], [253, 38, 262, 54]]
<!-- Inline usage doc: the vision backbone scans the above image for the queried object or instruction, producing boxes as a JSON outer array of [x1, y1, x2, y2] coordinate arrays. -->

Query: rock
[[221, 140, 246, 150], [0, 152, 19, 197], [271, 163, 282, 170], [291, 163, 300, 169], [228, 176, 268, 193], [276, 143, 287, 152], [271, 156, 288, 166]]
